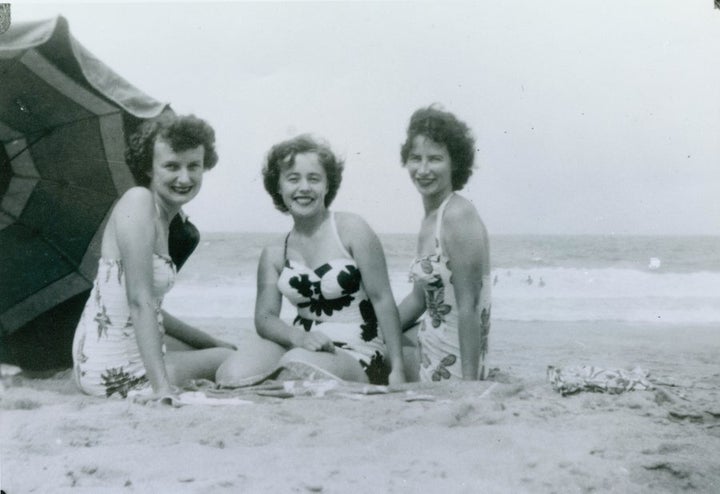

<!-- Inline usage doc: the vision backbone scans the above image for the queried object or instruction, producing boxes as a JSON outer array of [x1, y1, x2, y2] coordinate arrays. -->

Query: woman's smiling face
[[278, 151, 329, 217], [405, 134, 453, 200], [149, 138, 205, 209]]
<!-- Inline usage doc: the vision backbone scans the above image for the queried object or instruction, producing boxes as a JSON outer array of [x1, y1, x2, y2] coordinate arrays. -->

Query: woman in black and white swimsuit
[[217, 135, 405, 386]]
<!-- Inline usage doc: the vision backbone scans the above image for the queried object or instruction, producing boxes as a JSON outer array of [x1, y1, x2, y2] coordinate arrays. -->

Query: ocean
[[163, 233, 720, 325]]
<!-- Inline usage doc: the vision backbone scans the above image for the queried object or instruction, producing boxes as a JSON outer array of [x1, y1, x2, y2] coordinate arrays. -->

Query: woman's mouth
[[172, 185, 193, 194], [293, 196, 314, 206], [415, 178, 435, 187]]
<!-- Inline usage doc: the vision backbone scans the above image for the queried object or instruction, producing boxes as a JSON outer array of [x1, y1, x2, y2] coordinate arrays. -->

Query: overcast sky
[[11, 1, 720, 235]]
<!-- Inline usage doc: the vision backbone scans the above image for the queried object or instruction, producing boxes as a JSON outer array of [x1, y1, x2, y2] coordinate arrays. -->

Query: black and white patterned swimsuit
[[276, 212, 390, 384]]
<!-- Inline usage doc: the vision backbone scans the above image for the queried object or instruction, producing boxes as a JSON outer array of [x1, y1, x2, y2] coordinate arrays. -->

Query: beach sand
[[2, 320, 719, 493]]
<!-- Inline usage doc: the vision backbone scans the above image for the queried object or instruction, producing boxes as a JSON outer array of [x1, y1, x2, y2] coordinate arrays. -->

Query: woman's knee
[[278, 347, 314, 366], [215, 338, 285, 387]]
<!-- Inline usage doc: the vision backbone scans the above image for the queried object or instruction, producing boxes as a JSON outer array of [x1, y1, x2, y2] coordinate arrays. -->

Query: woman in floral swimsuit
[[72, 115, 235, 401], [217, 135, 405, 386], [398, 106, 492, 382]]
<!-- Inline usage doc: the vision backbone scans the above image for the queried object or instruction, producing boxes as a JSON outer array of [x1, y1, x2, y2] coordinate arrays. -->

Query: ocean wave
[[164, 267, 720, 324], [488, 267, 720, 298]]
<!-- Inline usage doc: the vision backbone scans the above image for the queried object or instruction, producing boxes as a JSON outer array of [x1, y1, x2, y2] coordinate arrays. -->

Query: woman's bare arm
[[398, 282, 426, 330], [161, 311, 236, 350], [115, 187, 173, 394], [340, 213, 406, 383], [442, 198, 490, 380]]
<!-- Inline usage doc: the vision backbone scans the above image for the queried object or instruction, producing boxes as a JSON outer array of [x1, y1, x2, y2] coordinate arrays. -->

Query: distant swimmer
[[539, 277, 545, 287], [526, 275, 533, 285]]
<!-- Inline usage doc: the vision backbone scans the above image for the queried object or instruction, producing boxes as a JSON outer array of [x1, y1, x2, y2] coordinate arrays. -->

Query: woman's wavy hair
[[262, 134, 344, 213], [400, 104, 476, 190], [125, 114, 218, 187]]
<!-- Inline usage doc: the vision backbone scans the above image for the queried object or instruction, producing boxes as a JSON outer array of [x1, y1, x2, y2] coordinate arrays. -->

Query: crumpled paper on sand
[[547, 365, 653, 396]]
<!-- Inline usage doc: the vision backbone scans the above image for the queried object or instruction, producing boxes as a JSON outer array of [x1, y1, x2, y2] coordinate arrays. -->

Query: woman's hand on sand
[[132, 385, 183, 407], [294, 331, 336, 353]]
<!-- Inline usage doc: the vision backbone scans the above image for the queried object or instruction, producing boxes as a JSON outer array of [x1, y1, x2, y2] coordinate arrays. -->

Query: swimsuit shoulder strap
[[434, 193, 454, 257], [283, 232, 291, 264]]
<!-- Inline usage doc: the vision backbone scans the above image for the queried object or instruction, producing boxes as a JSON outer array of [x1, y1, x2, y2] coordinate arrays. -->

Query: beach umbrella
[[0, 16, 176, 370]]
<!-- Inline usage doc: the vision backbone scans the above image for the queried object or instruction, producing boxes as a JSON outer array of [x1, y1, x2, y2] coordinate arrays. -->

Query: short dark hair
[[400, 105, 476, 190], [125, 114, 218, 187], [262, 134, 344, 213]]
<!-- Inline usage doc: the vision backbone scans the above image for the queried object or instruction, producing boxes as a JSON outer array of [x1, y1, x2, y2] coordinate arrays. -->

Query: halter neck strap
[[434, 193, 454, 256], [283, 211, 351, 264]]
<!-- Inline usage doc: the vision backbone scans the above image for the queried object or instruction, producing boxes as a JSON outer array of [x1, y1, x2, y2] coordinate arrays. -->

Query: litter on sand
[[547, 365, 653, 396]]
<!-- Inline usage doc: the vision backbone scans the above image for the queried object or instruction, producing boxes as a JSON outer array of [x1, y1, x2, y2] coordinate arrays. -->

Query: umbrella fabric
[[0, 16, 183, 370], [1, 215, 199, 371]]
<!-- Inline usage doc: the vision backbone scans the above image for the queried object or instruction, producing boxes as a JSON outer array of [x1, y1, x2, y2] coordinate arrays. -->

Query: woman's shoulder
[[445, 193, 484, 224], [103, 187, 156, 257], [115, 186, 154, 211], [333, 211, 376, 241], [333, 211, 371, 231], [443, 194, 488, 240], [108, 187, 155, 226], [120, 186, 153, 201], [333, 211, 380, 256], [259, 244, 286, 271]]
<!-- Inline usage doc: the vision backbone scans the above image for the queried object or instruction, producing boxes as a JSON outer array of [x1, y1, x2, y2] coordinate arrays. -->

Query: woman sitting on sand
[[72, 114, 235, 401], [217, 135, 405, 385], [398, 105, 491, 382]]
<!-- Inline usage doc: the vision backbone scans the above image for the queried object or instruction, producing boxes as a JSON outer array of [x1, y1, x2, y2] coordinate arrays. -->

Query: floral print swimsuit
[[72, 254, 176, 398], [409, 194, 491, 382], [277, 212, 389, 384]]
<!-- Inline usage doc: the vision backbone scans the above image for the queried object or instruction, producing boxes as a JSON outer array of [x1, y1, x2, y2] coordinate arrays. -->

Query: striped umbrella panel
[[0, 48, 132, 334]]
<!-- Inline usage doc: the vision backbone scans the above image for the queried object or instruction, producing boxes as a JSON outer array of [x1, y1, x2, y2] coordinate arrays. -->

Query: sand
[[2, 320, 719, 493]]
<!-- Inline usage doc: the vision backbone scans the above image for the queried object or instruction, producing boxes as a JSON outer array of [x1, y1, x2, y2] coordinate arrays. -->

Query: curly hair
[[125, 114, 218, 187], [400, 105, 476, 190], [262, 134, 344, 213]]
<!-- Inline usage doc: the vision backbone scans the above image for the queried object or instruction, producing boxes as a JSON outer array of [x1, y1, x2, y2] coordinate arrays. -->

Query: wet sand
[[2, 320, 719, 493]]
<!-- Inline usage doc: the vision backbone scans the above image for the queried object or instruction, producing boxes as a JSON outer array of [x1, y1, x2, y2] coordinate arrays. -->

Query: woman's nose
[[177, 167, 191, 183], [416, 159, 429, 174]]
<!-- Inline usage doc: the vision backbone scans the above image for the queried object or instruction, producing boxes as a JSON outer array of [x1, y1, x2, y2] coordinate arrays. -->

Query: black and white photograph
[[1, 1, 719, 492]]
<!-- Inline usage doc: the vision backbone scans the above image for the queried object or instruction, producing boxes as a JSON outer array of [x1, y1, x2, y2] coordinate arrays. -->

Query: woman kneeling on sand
[[72, 115, 235, 402], [217, 135, 405, 385], [398, 105, 492, 382]]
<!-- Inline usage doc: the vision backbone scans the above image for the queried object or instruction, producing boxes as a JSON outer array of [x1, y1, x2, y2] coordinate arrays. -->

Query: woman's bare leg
[[214, 336, 286, 387], [164, 334, 195, 351], [165, 348, 233, 386]]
